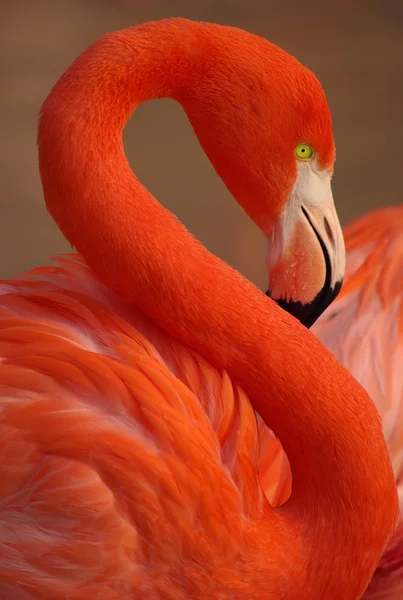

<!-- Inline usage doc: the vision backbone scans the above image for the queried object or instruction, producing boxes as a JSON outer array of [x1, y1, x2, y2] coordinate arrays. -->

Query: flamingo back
[[0, 254, 290, 598]]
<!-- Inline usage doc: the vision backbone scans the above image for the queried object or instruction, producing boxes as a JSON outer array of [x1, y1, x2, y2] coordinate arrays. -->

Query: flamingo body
[[0, 255, 292, 598]]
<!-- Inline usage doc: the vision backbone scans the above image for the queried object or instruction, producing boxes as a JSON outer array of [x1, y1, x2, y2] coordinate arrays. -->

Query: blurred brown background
[[1, 0, 402, 288]]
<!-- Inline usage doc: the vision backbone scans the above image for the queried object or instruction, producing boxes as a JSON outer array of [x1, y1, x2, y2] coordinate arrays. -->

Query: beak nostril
[[324, 217, 334, 245]]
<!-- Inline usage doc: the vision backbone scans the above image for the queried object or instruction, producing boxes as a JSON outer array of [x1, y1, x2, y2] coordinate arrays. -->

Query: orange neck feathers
[[38, 18, 397, 596]]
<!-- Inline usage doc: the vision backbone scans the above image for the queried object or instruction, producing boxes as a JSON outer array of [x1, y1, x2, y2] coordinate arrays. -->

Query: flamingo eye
[[295, 143, 314, 160]]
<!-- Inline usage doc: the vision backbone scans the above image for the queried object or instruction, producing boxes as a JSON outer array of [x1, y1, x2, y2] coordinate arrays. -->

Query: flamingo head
[[180, 21, 345, 327]]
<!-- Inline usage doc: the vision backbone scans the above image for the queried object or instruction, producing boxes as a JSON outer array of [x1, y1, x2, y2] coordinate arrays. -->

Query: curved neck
[[38, 18, 397, 594]]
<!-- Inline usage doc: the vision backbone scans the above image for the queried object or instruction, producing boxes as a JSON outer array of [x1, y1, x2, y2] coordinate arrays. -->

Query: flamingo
[[0, 18, 398, 599]]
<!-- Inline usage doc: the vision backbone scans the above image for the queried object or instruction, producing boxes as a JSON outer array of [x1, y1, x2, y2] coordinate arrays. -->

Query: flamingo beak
[[265, 165, 345, 328]]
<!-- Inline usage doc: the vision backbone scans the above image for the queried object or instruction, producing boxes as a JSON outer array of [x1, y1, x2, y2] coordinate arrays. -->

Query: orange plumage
[[260, 205, 403, 597], [0, 18, 398, 599], [315, 206, 403, 599]]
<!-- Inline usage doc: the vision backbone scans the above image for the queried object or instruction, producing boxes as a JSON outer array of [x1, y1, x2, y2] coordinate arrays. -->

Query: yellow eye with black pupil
[[295, 143, 314, 160]]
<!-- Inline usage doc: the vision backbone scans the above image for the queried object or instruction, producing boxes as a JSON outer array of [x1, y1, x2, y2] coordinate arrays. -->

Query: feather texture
[[0, 255, 287, 598], [314, 206, 403, 599]]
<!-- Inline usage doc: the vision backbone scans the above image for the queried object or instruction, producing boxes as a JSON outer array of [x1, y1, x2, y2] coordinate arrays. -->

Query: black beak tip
[[266, 279, 343, 329]]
